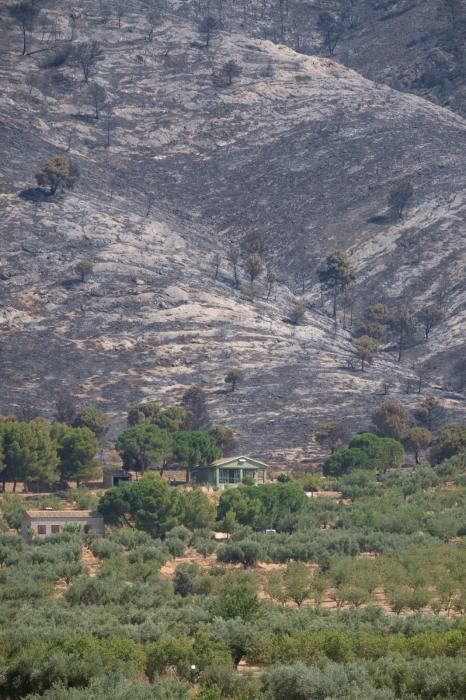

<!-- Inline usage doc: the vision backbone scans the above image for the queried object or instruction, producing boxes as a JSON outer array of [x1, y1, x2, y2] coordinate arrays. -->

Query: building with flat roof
[[103, 468, 132, 488], [21, 510, 104, 540]]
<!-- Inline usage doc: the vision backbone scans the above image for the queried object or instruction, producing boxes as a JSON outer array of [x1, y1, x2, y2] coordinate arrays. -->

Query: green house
[[192, 455, 268, 488]]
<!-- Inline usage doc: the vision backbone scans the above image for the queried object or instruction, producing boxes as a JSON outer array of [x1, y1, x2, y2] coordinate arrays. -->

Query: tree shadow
[[62, 278, 81, 290], [19, 187, 49, 202], [70, 113, 96, 122], [367, 214, 392, 225]]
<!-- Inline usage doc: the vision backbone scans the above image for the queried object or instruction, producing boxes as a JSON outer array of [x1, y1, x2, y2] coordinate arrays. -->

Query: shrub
[[36, 156, 79, 196], [24, 675, 189, 699], [108, 528, 153, 549], [211, 578, 260, 621], [217, 541, 263, 568], [1, 494, 26, 530], [324, 448, 372, 477], [165, 537, 187, 558], [89, 537, 123, 560], [146, 634, 231, 682], [262, 661, 377, 699], [174, 563, 201, 597], [65, 575, 130, 606]]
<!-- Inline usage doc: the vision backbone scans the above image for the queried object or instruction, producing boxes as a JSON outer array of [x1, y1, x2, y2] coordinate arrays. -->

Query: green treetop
[[172, 431, 221, 469], [99, 472, 185, 537], [115, 424, 173, 474], [73, 406, 109, 442], [52, 425, 99, 486], [0, 420, 59, 489]]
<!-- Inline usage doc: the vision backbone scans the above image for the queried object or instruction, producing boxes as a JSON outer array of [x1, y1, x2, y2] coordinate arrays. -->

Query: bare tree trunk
[[106, 118, 111, 147], [398, 333, 403, 362]]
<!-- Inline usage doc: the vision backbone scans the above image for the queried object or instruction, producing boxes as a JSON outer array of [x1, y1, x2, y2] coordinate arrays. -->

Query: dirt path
[[51, 577, 69, 600], [159, 548, 217, 579], [51, 546, 100, 599], [81, 545, 101, 577], [237, 661, 264, 676]]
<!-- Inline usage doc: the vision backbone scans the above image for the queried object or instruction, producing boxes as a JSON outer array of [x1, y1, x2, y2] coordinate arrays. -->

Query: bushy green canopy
[[73, 406, 108, 440], [217, 482, 308, 532], [431, 423, 466, 463], [115, 425, 220, 473], [115, 425, 173, 473], [127, 402, 162, 426], [172, 431, 221, 468], [0, 420, 59, 486], [324, 433, 404, 476], [51, 424, 99, 485], [98, 473, 215, 537]]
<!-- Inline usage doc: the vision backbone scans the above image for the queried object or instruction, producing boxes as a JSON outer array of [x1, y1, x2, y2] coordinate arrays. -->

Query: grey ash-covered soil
[[0, 0, 465, 464], [193, 0, 466, 118]]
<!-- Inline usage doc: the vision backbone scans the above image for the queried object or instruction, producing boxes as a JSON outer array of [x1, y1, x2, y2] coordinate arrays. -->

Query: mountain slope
[[172, 0, 466, 117], [0, 0, 464, 463]]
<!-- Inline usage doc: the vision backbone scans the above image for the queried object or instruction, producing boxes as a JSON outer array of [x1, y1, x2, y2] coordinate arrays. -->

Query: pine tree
[[318, 250, 354, 318]]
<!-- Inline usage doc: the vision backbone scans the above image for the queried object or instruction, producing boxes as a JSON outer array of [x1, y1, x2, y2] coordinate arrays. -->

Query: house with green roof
[[192, 455, 268, 488]]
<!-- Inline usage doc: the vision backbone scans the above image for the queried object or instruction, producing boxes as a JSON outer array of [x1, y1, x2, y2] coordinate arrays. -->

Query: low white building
[[21, 510, 104, 540]]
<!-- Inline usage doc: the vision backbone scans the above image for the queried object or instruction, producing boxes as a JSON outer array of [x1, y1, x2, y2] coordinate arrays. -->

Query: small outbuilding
[[21, 510, 104, 541], [103, 468, 132, 488], [192, 455, 268, 488]]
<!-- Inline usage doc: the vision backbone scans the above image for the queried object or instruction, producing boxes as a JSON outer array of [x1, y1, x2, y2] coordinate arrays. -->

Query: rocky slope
[[0, 0, 464, 464]]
